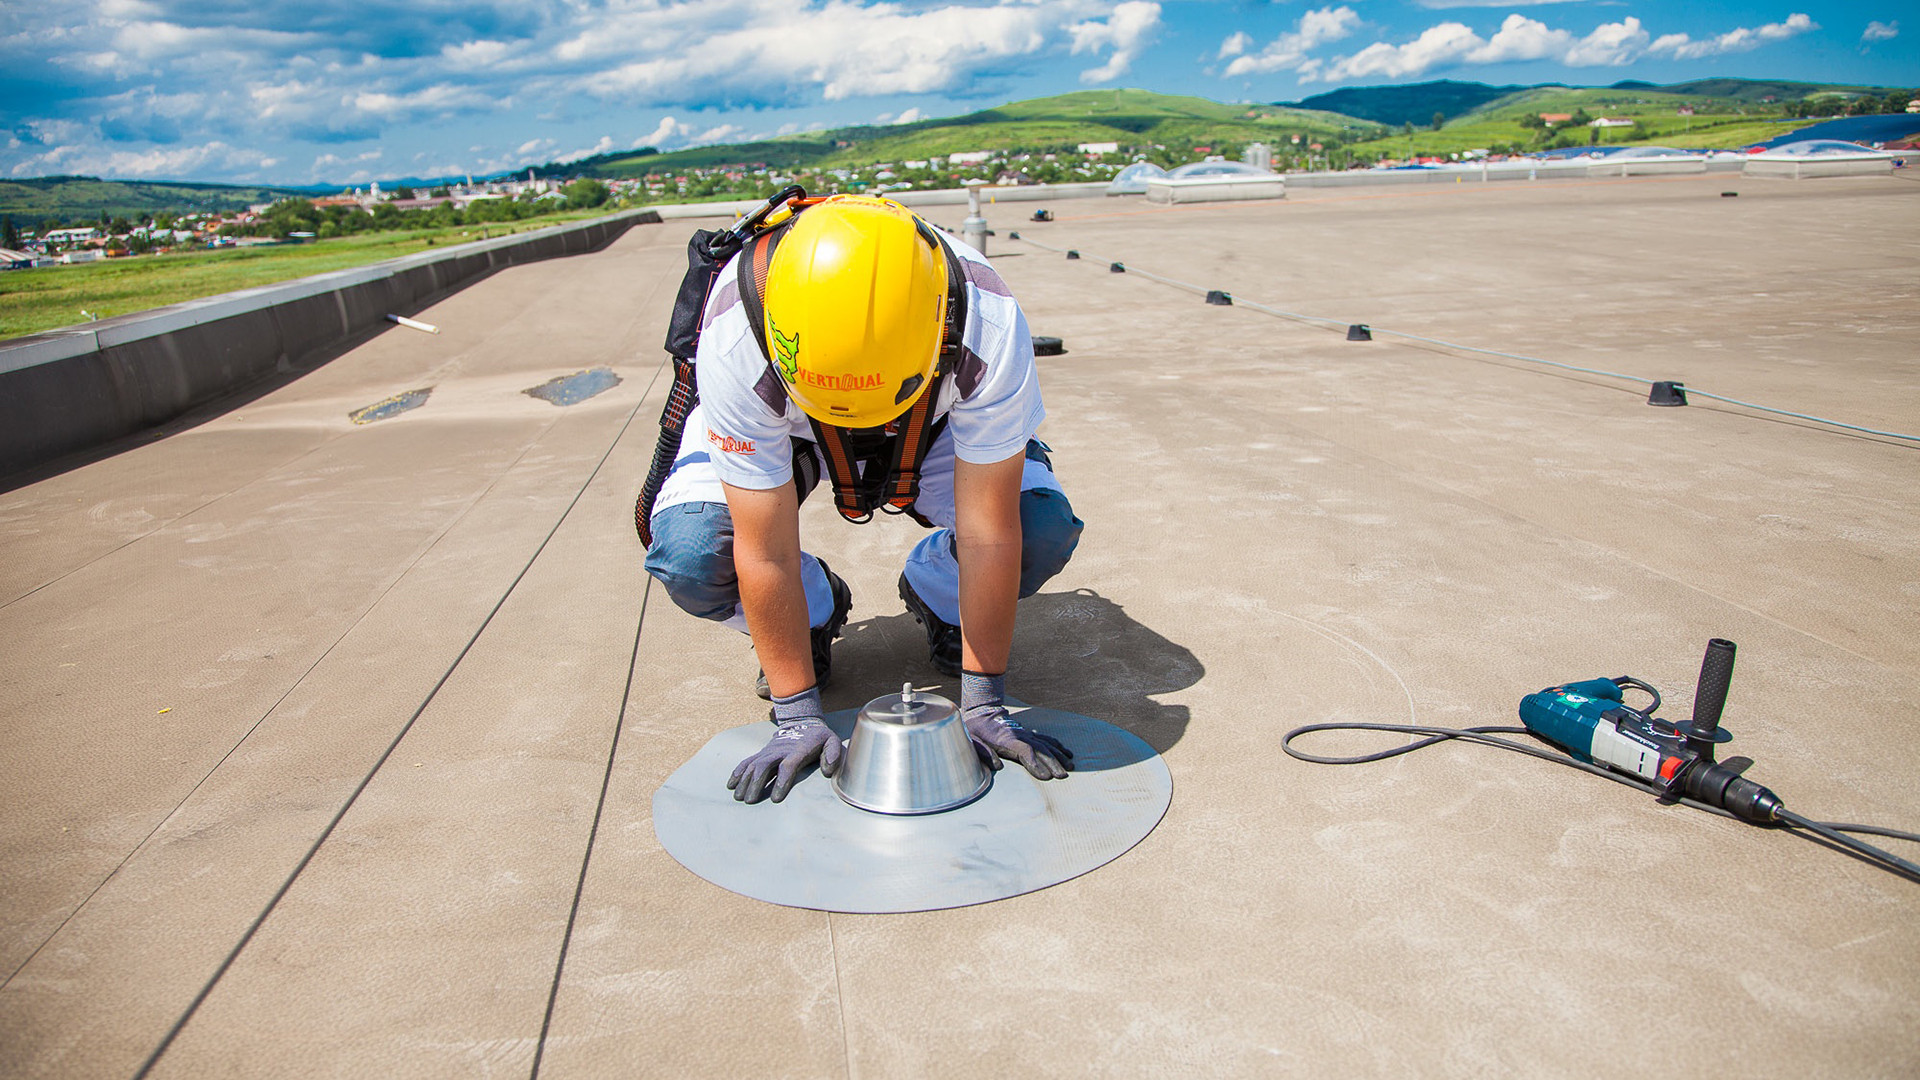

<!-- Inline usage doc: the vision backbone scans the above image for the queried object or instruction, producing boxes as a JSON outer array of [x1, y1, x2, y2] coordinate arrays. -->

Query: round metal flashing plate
[[652, 702, 1172, 913]]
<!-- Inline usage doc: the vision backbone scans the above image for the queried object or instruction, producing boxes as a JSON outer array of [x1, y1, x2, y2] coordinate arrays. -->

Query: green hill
[[1290, 80, 1535, 127], [0, 177, 314, 228], [585, 88, 1386, 176]]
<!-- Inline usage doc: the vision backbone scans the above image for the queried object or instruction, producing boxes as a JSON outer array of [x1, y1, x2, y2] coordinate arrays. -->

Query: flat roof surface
[[4, 173, 1918, 1078]]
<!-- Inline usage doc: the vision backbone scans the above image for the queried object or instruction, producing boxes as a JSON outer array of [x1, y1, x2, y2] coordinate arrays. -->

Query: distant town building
[[1590, 117, 1636, 128], [42, 227, 99, 245], [947, 151, 992, 165], [1243, 142, 1272, 171], [1539, 113, 1573, 125], [1077, 141, 1119, 155]]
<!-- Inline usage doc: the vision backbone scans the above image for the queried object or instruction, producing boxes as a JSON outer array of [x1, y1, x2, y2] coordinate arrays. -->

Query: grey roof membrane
[[2, 173, 1917, 1078]]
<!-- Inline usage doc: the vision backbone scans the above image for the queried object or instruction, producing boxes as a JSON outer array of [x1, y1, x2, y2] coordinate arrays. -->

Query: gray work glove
[[961, 670, 1073, 781], [728, 687, 843, 804]]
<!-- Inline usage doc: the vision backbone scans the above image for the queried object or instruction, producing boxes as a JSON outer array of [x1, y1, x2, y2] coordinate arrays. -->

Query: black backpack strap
[[736, 224, 786, 381]]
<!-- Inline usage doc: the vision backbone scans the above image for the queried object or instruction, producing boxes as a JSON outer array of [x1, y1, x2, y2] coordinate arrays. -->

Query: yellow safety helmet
[[761, 195, 949, 428]]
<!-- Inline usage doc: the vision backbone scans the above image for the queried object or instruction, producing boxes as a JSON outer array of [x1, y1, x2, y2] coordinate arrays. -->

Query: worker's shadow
[[826, 588, 1198, 767]]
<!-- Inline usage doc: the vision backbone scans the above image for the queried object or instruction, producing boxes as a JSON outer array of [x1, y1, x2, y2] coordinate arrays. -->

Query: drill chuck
[[1682, 759, 1782, 823]]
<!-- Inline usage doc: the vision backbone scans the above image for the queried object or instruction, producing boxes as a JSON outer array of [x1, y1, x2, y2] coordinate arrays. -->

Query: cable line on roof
[[1014, 234, 1918, 445]]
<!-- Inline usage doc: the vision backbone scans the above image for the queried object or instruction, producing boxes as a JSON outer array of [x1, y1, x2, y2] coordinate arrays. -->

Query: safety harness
[[633, 187, 967, 545]]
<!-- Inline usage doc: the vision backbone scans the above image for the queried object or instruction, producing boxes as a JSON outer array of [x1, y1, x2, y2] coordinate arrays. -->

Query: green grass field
[[0, 212, 608, 341]]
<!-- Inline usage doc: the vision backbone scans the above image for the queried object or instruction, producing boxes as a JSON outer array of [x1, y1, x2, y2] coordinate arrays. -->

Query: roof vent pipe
[[961, 180, 988, 255]]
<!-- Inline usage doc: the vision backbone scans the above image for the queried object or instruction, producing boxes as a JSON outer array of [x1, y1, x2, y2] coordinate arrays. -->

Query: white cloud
[[1299, 11, 1816, 83], [1224, 6, 1361, 77], [1069, 1, 1161, 83], [10, 139, 277, 180], [1862, 20, 1899, 43], [1218, 31, 1250, 60], [557, 135, 616, 163], [569, 0, 1148, 103], [1646, 13, 1816, 60], [1562, 17, 1651, 66], [1318, 21, 1481, 82], [692, 124, 743, 146], [640, 117, 690, 148], [350, 83, 494, 118], [1467, 15, 1572, 64], [893, 107, 924, 125]]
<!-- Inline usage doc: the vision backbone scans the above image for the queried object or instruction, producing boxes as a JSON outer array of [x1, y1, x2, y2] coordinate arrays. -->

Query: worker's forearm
[[954, 453, 1026, 676], [724, 482, 814, 699], [957, 527, 1021, 674], [735, 548, 814, 697]]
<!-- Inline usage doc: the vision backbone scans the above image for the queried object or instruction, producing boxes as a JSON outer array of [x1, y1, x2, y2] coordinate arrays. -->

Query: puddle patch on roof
[[525, 367, 622, 407], [350, 388, 431, 425]]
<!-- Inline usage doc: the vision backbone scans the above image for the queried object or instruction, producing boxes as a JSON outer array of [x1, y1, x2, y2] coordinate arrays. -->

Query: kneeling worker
[[644, 195, 1083, 803]]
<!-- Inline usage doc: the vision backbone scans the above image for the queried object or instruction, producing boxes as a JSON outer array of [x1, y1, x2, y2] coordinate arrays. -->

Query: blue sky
[[3, 1, 1913, 186]]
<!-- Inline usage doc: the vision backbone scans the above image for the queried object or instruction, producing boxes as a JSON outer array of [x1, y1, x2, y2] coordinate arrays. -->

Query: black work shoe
[[755, 560, 854, 701], [897, 573, 961, 677]]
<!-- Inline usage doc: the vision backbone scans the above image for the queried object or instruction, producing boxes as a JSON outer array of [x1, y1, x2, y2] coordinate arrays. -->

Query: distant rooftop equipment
[[1106, 161, 1168, 196], [1743, 141, 1897, 179], [1587, 146, 1706, 178], [1243, 142, 1273, 172], [1144, 160, 1283, 205]]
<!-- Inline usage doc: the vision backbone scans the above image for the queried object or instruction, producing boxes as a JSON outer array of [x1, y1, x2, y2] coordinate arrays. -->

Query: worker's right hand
[[728, 687, 842, 804]]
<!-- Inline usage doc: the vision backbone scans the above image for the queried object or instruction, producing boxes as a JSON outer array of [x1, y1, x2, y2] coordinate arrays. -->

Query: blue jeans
[[645, 438, 1083, 630]]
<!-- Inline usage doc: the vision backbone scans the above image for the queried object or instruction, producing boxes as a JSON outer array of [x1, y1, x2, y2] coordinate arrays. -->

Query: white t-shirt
[[693, 234, 1045, 491]]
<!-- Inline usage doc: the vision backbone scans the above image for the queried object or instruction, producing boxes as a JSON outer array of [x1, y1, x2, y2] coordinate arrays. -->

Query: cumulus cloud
[[1, 0, 1164, 182], [893, 107, 924, 125], [1218, 31, 1251, 60], [557, 135, 617, 163], [1861, 20, 1899, 43], [568, 0, 1150, 102], [9, 139, 278, 180], [1562, 17, 1652, 66], [1296, 11, 1818, 83], [638, 117, 691, 149], [1468, 15, 1573, 64], [1224, 6, 1361, 77], [1645, 13, 1816, 61], [1068, 1, 1161, 83]]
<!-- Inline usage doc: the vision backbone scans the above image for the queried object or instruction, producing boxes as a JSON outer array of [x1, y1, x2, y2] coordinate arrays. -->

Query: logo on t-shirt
[[708, 429, 756, 455]]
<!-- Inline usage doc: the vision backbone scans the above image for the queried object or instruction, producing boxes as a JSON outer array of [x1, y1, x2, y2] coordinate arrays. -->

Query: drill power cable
[[1282, 721, 1920, 884], [1014, 234, 1920, 445]]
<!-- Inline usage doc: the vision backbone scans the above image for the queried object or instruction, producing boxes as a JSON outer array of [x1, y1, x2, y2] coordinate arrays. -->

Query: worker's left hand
[[964, 706, 1073, 780], [960, 669, 1072, 780]]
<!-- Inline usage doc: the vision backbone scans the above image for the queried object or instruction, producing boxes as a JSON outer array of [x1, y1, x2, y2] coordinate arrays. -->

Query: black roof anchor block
[[1206, 290, 1232, 306], [1346, 324, 1372, 341], [1065, 249, 1080, 260], [1648, 381, 1688, 407], [1109, 262, 1125, 273]]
